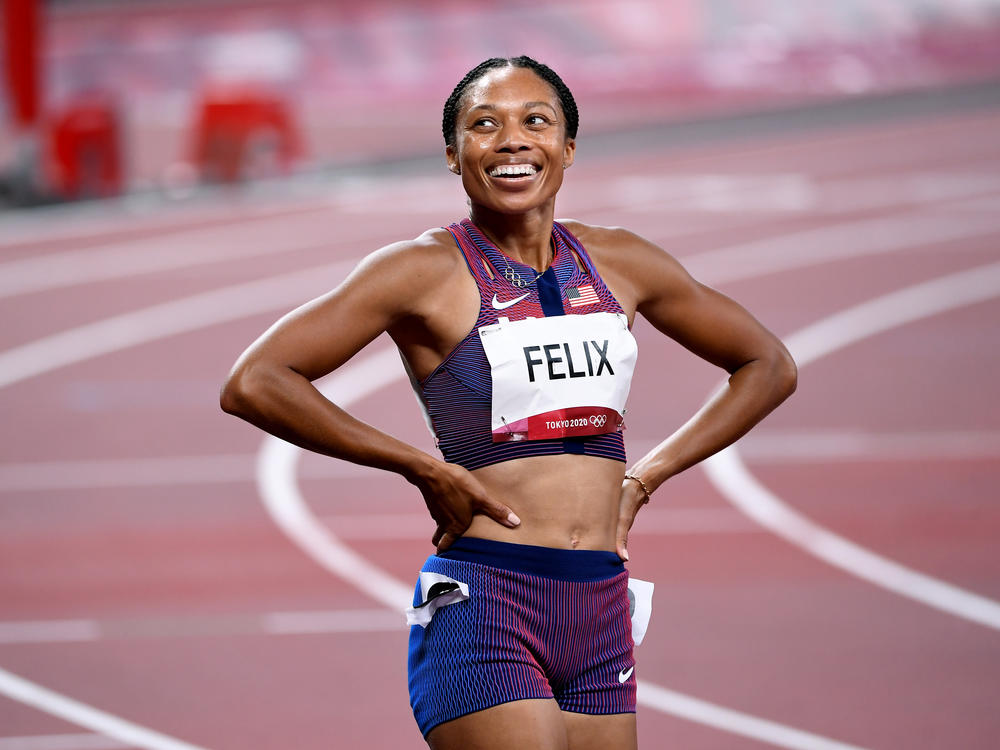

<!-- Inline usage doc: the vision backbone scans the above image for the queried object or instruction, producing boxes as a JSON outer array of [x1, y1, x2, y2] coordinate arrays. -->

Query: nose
[[495, 118, 531, 153]]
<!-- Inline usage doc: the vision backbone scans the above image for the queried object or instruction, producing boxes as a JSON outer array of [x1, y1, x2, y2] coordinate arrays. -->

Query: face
[[446, 66, 575, 216]]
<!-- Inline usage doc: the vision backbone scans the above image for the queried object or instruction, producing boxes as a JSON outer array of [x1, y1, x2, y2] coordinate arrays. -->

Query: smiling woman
[[220, 55, 796, 749]]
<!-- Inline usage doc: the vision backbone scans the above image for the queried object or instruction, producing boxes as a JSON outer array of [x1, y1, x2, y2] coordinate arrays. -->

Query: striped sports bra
[[411, 219, 635, 471]]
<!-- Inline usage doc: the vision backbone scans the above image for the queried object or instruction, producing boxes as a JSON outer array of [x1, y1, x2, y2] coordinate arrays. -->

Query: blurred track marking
[[0, 259, 358, 390], [3, 179, 998, 302], [0, 213, 372, 301], [683, 211, 1000, 285], [0, 454, 363, 491], [0, 620, 100, 644], [0, 734, 131, 750], [0, 669, 207, 750], [0, 198, 337, 250], [737, 429, 1000, 462], [612, 172, 1000, 214], [3, 429, 998, 492], [0, 609, 404, 645], [257, 351, 872, 750], [705, 261, 1000, 631]]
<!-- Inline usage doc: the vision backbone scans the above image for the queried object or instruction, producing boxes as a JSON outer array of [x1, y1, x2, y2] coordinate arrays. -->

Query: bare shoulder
[[354, 226, 462, 284], [557, 219, 691, 313], [341, 226, 466, 311]]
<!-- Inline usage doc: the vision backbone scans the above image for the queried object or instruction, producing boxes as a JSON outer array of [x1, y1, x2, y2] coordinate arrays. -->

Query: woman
[[221, 56, 796, 749]]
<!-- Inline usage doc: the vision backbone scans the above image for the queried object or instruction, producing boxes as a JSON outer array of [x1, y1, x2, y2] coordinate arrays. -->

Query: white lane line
[[612, 173, 1000, 215], [0, 195, 334, 249], [704, 261, 1000, 631], [0, 734, 131, 750], [683, 212, 1000, 285], [0, 620, 101, 644], [256, 349, 416, 613], [0, 258, 356, 390], [0, 669, 207, 750], [637, 683, 866, 750], [0, 454, 367, 492], [0, 609, 404, 645], [256, 352, 871, 750], [0, 455, 257, 491], [737, 429, 1000, 462], [261, 609, 405, 635], [0, 212, 385, 301]]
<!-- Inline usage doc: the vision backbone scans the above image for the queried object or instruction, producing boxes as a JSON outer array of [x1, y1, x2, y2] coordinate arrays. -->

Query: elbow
[[220, 361, 265, 419], [773, 346, 798, 401]]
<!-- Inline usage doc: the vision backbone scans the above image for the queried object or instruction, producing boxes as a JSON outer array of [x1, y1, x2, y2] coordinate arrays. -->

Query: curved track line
[[704, 261, 1000, 630], [0, 668, 207, 750], [256, 354, 871, 750]]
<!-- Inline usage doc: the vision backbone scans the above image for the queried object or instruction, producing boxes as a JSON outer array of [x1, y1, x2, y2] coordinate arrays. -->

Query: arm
[[602, 228, 797, 559], [220, 232, 520, 550]]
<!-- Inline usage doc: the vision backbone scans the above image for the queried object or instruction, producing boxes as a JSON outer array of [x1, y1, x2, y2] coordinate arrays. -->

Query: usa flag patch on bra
[[566, 285, 600, 307]]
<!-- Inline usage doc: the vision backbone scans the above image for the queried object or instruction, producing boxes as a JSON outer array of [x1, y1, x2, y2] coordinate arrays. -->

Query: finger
[[480, 499, 520, 527]]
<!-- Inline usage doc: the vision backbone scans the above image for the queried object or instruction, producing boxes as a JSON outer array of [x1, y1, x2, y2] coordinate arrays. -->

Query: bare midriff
[[463, 452, 624, 552]]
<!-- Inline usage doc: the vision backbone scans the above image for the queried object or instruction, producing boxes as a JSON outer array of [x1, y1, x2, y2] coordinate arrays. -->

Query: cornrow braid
[[442, 56, 579, 147]]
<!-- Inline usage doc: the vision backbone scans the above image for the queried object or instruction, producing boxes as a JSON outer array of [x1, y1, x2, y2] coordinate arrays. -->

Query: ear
[[562, 138, 576, 169], [446, 145, 460, 175]]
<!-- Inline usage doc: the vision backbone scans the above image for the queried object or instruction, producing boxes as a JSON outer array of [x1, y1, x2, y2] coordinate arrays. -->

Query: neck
[[468, 204, 555, 272]]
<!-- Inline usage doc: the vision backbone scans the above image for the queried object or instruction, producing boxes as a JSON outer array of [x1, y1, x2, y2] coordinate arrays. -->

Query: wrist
[[401, 450, 444, 487], [623, 472, 652, 504]]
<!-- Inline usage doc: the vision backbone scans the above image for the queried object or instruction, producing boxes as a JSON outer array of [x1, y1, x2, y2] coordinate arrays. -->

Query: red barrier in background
[[191, 85, 303, 183], [45, 95, 123, 199], [2, 0, 40, 130]]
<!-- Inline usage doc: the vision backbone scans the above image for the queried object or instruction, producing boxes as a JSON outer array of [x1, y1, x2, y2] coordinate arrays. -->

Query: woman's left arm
[[603, 228, 798, 559]]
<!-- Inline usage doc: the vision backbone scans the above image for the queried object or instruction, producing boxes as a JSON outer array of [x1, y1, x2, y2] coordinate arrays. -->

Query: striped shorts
[[407, 537, 636, 738]]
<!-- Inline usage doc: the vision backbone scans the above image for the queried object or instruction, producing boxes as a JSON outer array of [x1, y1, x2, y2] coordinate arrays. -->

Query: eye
[[526, 114, 550, 127], [472, 117, 498, 129]]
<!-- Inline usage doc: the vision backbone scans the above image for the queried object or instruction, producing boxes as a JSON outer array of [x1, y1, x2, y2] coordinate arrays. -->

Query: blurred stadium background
[[4, 0, 1000, 201], [2, 2, 999, 749]]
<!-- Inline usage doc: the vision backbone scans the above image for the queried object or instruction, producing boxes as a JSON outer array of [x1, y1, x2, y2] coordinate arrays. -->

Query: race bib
[[478, 312, 637, 442]]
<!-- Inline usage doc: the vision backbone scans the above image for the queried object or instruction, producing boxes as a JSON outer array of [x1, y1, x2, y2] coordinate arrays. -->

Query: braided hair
[[442, 56, 579, 148]]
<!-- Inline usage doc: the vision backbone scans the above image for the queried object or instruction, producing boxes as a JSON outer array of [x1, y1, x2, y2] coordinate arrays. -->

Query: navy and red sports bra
[[411, 219, 637, 472]]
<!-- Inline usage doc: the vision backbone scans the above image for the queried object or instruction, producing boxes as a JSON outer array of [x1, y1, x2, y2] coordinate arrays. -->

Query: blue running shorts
[[407, 537, 636, 737]]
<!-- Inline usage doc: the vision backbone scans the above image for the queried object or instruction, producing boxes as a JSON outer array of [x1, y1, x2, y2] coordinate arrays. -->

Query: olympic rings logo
[[589, 414, 607, 428], [504, 267, 528, 288]]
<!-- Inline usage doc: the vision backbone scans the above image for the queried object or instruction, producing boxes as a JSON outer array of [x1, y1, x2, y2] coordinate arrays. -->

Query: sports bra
[[410, 219, 637, 471]]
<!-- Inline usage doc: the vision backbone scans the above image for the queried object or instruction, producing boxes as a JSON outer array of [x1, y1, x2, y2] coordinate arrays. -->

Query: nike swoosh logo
[[618, 666, 634, 683], [492, 292, 530, 310]]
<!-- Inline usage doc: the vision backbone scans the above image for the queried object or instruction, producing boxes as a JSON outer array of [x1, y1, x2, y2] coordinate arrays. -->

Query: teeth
[[489, 164, 538, 177]]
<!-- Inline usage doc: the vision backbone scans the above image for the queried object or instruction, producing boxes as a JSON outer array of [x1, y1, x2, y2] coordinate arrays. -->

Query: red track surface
[[1, 102, 998, 749]]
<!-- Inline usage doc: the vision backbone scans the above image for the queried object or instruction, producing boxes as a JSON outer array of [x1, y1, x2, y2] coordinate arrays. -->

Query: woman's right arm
[[219, 232, 520, 549]]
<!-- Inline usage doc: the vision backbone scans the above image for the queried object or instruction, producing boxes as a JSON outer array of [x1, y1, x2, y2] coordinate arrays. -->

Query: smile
[[488, 164, 539, 178]]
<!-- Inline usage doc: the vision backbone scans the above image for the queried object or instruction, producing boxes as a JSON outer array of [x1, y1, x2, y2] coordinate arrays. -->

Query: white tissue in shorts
[[628, 577, 654, 646], [405, 572, 470, 628]]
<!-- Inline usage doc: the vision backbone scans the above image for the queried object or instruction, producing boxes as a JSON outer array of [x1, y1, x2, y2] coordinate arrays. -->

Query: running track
[[1, 94, 998, 749]]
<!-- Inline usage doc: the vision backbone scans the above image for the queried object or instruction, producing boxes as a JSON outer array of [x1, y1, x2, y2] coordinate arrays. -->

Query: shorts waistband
[[436, 537, 624, 581]]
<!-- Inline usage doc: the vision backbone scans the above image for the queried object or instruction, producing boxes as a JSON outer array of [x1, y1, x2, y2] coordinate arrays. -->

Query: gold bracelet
[[624, 472, 651, 504]]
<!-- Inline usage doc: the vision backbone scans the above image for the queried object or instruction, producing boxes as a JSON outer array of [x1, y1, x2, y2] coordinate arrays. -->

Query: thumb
[[615, 516, 630, 562]]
